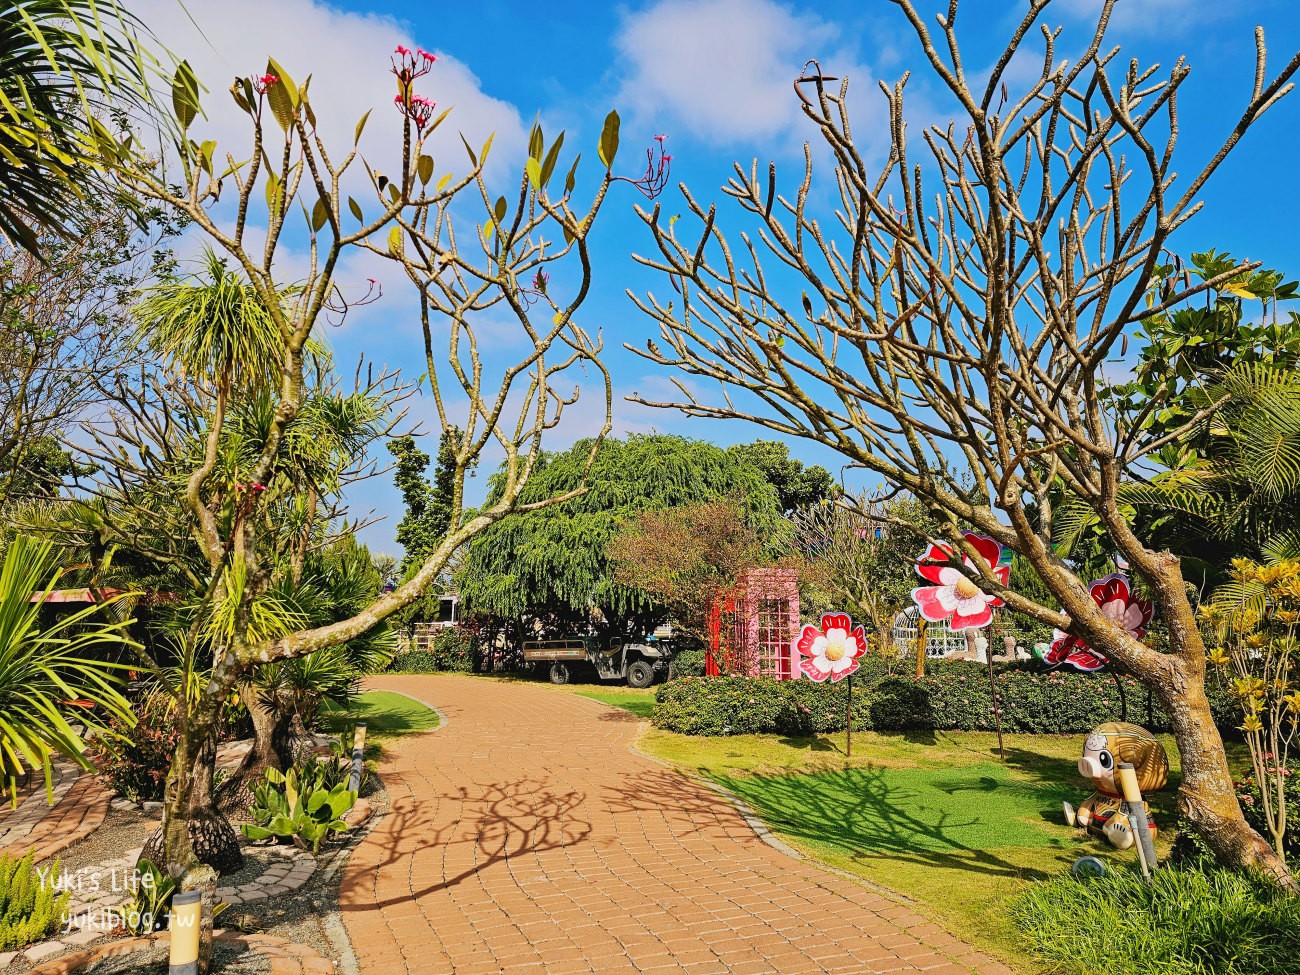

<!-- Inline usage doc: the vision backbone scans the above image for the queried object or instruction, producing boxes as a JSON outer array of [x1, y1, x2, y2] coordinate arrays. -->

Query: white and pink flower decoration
[[795, 612, 866, 683], [1039, 574, 1153, 672], [910, 532, 1010, 632]]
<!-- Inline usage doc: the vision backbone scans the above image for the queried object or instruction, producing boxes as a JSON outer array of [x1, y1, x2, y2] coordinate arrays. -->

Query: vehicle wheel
[[626, 660, 655, 688], [548, 663, 571, 685]]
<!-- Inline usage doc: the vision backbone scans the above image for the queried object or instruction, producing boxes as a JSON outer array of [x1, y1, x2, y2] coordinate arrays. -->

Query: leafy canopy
[[457, 434, 785, 634]]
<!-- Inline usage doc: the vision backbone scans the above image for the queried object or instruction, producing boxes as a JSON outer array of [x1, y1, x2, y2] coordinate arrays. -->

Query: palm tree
[[0, 535, 135, 804], [0, 0, 153, 254]]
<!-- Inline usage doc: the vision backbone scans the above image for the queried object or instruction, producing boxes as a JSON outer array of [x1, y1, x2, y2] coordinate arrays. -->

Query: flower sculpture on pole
[[1039, 574, 1154, 672], [795, 612, 865, 682], [910, 532, 1009, 631]]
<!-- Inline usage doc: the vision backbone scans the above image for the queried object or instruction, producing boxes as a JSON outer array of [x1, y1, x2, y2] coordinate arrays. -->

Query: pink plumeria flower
[[911, 532, 1009, 631]]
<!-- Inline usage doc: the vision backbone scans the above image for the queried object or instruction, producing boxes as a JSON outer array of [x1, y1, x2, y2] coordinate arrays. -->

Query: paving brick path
[[0, 764, 110, 861], [340, 676, 1012, 975]]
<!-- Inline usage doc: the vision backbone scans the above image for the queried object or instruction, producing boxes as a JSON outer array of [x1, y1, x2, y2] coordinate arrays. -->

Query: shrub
[[651, 661, 1241, 737], [668, 648, 707, 678], [0, 851, 70, 951], [88, 691, 178, 803], [388, 626, 478, 673], [1236, 757, 1300, 864], [1011, 863, 1300, 975], [241, 764, 356, 853]]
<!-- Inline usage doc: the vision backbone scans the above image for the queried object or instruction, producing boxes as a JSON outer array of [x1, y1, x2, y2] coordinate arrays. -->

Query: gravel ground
[[6, 777, 389, 974], [49, 808, 156, 875]]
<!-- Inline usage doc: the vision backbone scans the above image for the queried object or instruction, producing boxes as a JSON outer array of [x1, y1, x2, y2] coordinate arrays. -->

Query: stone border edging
[[26, 930, 335, 975]]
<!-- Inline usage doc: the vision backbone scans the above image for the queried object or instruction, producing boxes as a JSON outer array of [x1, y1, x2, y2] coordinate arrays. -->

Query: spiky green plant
[[0, 535, 136, 802], [0, 0, 154, 253]]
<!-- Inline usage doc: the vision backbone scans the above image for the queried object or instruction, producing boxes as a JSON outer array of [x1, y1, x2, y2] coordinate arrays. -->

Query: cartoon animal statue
[[1063, 722, 1169, 850]]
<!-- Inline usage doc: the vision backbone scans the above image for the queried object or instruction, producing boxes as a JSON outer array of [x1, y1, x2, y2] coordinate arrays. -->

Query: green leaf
[[417, 154, 434, 186], [311, 196, 329, 232], [494, 196, 507, 226], [563, 153, 581, 196], [528, 122, 543, 161], [525, 157, 542, 190], [480, 132, 496, 166], [387, 225, 404, 256], [460, 134, 477, 167], [597, 110, 620, 170], [264, 172, 281, 214], [171, 60, 199, 132], [354, 109, 372, 145], [265, 57, 299, 133], [539, 132, 565, 186], [241, 825, 274, 841], [435, 173, 453, 193], [348, 197, 363, 222]]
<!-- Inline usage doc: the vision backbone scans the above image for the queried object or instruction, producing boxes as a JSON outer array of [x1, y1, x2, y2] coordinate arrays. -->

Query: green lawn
[[320, 690, 440, 738], [573, 686, 657, 718]]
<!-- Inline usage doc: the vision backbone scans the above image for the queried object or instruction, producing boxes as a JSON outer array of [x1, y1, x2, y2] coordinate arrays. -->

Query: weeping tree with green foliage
[[458, 434, 786, 640]]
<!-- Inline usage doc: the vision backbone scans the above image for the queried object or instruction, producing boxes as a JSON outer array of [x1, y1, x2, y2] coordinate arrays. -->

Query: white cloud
[[613, 0, 873, 146], [133, 0, 526, 180], [1057, 0, 1229, 36]]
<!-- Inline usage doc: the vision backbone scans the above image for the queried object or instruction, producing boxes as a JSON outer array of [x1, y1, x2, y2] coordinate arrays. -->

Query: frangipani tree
[[627, 0, 1297, 888], [86, 44, 653, 906]]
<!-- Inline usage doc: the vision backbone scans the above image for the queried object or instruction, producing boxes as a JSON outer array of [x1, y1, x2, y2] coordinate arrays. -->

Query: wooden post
[[985, 640, 1006, 761], [845, 673, 853, 758], [914, 620, 927, 679]]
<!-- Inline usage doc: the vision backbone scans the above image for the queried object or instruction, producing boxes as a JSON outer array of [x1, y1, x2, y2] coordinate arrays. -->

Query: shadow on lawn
[[713, 766, 1070, 881]]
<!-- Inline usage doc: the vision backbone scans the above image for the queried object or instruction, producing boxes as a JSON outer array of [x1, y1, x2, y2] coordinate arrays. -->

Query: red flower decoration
[[794, 612, 866, 683], [910, 532, 1009, 631], [1039, 574, 1153, 672]]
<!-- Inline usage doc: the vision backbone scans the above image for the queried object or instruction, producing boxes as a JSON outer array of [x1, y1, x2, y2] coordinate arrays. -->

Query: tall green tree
[[727, 440, 833, 512], [388, 427, 464, 573], [458, 435, 786, 638]]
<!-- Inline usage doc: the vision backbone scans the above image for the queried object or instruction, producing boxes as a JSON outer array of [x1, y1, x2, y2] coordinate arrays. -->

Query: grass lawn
[[320, 689, 440, 738], [563, 683, 1235, 971], [572, 686, 657, 719]]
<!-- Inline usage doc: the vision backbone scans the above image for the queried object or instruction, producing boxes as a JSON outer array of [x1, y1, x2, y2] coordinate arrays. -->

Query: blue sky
[[134, 0, 1300, 557]]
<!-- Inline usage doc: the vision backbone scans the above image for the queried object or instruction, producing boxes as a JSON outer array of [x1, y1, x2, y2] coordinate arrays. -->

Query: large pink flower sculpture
[[795, 612, 866, 682], [910, 532, 1010, 631], [1040, 574, 1154, 672]]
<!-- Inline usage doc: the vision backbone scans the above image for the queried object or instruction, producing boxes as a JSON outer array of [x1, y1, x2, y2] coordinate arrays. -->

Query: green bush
[[0, 851, 70, 951], [652, 662, 1240, 736], [668, 647, 707, 678], [241, 764, 356, 853], [388, 627, 477, 673], [1011, 863, 1300, 975], [88, 691, 178, 803]]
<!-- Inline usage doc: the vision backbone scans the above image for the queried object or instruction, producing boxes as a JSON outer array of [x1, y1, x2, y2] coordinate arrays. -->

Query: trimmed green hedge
[[652, 661, 1239, 736]]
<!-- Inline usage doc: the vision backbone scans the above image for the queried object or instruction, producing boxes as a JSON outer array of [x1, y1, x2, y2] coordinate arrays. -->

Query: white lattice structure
[[890, 606, 969, 659]]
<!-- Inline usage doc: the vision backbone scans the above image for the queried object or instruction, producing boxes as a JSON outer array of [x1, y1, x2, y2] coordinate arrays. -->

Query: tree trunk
[[1156, 654, 1299, 892], [216, 683, 298, 815], [142, 724, 243, 876]]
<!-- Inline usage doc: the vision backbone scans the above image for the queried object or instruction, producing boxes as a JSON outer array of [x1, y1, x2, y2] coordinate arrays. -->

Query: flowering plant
[[1038, 574, 1153, 672], [910, 532, 1009, 631], [1201, 558, 1300, 860], [794, 612, 865, 683]]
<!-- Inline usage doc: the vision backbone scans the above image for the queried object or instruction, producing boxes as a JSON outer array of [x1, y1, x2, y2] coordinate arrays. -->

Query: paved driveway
[[340, 675, 1011, 975]]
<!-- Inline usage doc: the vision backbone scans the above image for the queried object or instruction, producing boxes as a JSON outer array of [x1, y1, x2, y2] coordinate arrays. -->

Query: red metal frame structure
[[706, 567, 800, 679]]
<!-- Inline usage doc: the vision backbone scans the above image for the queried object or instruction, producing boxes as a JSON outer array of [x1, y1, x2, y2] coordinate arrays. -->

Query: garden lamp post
[[168, 890, 202, 975]]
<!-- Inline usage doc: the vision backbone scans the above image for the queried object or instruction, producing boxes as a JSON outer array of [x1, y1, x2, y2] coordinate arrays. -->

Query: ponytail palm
[[0, 536, 136, 803]]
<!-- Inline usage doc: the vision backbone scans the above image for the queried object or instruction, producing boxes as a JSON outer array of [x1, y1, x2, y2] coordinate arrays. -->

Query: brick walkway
[[0, 764, 110, 861], [340, 676, 1011, 975]]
